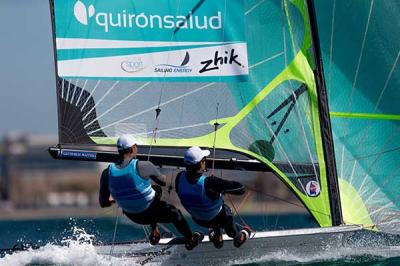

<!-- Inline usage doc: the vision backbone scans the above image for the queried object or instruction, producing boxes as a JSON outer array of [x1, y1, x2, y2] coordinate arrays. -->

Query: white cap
[[184, 146, 210, 165], [117, 134, 137, 152]]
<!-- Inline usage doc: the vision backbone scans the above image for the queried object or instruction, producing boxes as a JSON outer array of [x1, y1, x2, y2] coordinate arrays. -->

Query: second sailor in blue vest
[[99, 135, 202, 250], [176, 146, 250, 248]]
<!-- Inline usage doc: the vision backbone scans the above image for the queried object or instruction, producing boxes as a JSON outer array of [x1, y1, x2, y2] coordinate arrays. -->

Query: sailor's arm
[[205, 175, 246, 196], [137, 161, 166, 186], [174, 171, 184, 194], [99, 168, 114, 207]]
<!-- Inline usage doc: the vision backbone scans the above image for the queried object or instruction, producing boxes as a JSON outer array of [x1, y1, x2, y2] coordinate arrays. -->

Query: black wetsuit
[[175, 171, 245, 238], [99, 160, 192, 239]]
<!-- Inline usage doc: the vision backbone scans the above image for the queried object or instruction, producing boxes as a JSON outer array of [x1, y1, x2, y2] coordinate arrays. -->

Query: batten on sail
[[48, 0, 351, 229], [314, 0, 400, 235]]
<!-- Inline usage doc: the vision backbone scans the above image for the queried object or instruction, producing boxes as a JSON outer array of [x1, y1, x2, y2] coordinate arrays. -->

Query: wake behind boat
[[95, 225, 400, 265], [2, 223, 400, 265]]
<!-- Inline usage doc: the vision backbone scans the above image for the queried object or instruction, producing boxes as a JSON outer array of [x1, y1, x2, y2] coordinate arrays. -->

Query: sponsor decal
[[199, 48, 244, 74], [55, 1, 248, 81], [121, 58, 145, 73], [58, 150, 97, 160], [154, 51, 193, 74], [74, 1, 95, 25], [306, 180, 320, 197], [73, 0, 222, 33]]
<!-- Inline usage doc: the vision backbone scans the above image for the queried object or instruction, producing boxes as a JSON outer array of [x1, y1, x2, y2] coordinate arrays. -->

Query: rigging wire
[[339, 0, 375, 177], [218, 170, 253, 232], [146, 0, 189, 161], [147, 107, 162, 161], [236, 191, 253, 212], [110, 206, 120, 256], [227, 194, 253, 232], [244, 185, 330, 218], [146, 0, 187, 161], [211, 103, 220, 175], [142, 225, 150, 240], [209, 0, 226, 175], [245, 182, 396, 232], [142, 0, 185, 240]]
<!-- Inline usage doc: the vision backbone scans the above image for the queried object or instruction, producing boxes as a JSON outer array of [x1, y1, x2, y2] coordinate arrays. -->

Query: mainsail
[[316, 1, 400, 235], [49, 0, 339, 228]]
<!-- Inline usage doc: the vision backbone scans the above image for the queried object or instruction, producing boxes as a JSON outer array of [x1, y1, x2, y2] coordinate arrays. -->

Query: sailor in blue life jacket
[[99, 135, 203, 250], [175, 146, 250, 249]]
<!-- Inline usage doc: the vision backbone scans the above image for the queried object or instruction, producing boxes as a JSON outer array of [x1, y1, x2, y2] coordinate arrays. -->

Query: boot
[[233, 226, 251, 248], [185, 231, 204, 250], [208, 228, 223, 249], [149, 226, 161, 245]]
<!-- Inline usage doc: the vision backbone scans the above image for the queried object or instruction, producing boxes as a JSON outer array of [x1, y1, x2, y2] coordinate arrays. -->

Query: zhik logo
[[74, 0, 95, 25]]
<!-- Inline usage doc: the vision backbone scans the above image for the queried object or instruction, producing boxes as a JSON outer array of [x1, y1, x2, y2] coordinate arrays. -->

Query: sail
[[50, 0, 334, 227], [316, 1, 400, 234]]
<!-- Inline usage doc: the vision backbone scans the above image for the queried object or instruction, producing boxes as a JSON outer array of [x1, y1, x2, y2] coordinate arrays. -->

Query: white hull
[[95, 225, 367, 265]]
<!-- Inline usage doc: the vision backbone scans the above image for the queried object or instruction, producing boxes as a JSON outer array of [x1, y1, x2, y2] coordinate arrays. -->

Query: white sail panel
[[58, 44, 249, 79]]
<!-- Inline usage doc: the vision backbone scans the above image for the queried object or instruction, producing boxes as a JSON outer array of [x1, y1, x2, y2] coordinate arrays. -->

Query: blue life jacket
[[108, 159, 155, 213], [177, 172, 223, 221]]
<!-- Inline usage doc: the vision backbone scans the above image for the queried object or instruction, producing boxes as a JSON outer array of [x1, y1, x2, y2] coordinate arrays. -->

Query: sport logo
[[74, 1, 95, 25], [305, 180, 320, 197], [121, 58, 145, 73], [154, 52, 192, 73]]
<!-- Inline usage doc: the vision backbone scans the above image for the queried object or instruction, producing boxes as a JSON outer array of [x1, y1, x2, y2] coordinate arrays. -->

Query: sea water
[[0, 214, 399, 265]]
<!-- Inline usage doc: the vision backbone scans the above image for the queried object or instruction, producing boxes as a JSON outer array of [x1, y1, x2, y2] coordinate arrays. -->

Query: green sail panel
[[50, 0, 333, 226], [316, 0, 400, 234]]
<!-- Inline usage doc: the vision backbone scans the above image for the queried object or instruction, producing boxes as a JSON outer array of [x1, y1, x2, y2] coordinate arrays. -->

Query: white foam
[[0, 226, 141, 266], [229, 244, 400, 265], [1, 226, 399, 266]]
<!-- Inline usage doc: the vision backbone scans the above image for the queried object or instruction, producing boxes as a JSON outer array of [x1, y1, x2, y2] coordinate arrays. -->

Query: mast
[[306, 0, 343, 226], [48, 0, 62, 146]]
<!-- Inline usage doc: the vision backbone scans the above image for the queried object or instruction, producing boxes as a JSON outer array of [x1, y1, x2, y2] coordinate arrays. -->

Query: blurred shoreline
[[0, 133, 310, 222], [0, 201, 308, 221]]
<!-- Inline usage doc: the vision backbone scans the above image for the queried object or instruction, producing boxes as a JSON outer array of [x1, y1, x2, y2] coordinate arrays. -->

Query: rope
[[147, 107, 162, 161], [227, 194, 254, 232], [236, 191, 253, 212], [211, 103, 220, 175], [244, 185, 332, 218], [110, 206, 120, 255], [142, 225, 150, 240], [145, 0, 184, 161], [245, 184, 399, 231]]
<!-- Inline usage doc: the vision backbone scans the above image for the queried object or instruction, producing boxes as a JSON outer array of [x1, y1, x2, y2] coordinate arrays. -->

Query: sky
[[0, 0, 57, 138]]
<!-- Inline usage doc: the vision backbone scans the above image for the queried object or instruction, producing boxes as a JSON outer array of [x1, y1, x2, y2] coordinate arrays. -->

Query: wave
[[0, 227, 138, 266], [1, 226, 400, 266]]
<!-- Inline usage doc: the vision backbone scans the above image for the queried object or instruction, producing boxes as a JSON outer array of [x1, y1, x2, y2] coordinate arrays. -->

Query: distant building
[[1, 133, 307, 214], [0, 146, 6, 200], [2, 133, 102, 208]]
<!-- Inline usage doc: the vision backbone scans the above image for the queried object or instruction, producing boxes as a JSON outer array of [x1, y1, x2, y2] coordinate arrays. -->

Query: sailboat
[[48, 0, 400, 264]]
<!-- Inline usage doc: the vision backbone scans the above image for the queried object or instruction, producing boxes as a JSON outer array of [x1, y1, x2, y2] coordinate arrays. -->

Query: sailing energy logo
[[154, 52, 192, 73], [73, 0, 223, 33]]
